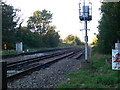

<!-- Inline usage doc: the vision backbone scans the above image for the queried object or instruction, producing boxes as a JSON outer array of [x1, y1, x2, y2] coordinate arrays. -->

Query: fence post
[[0, 61, 7, 90]]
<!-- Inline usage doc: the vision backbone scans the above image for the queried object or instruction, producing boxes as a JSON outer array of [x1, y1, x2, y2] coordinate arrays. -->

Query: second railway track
[[7, 47, 84, 82]]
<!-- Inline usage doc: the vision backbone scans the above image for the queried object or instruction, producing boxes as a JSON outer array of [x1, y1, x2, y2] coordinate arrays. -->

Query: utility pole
[[79, 0, 92, 60]]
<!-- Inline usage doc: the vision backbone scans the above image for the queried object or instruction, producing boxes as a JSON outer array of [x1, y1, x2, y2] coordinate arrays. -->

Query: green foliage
[[96, 75, 118, 85], [43, 26, 60, 47], [26, 9, 60, 48], [27, 9, 52, 35], [14, 26, 47, 50], [2, 2, 19, 31], [58, 54, 120, 88], [96, 2, 120, 54], [2, 2, 60, 50], [91, 37, 98, 45], [2, 2, 20, 49], [2, 50, 22, 55], [64, 34, 82, 45], [74, 36, 82, 45]]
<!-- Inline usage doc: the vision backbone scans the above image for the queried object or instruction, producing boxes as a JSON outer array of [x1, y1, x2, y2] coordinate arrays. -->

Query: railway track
[[7, 47, 84, 82], [7, 47, 75, 66], [2, 47, 74, 59]]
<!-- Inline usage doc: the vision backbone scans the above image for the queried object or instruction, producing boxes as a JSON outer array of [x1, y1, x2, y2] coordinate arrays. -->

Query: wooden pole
[[0, 61, 7, 90]]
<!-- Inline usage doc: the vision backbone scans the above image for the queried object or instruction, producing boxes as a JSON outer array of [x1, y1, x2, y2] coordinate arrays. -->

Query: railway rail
[[7, 47, 84, 82], [6, 47, 75, 65], [2, 47, 74, 59]]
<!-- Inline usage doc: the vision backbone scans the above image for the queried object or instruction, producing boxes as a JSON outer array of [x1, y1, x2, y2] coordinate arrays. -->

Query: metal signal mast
[[79, 0, 92, 60]]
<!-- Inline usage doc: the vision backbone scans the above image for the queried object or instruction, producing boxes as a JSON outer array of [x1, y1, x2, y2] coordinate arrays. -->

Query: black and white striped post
[[0, 61, 7, 90]]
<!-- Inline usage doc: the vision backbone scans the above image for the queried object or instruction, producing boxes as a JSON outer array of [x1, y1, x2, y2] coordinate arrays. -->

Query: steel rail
[[3, 47, 74, 59], [7, 48, 78, 69], [7, 49, 83, 81]]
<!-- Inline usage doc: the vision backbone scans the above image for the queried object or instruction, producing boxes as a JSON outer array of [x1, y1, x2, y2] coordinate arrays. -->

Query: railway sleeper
[[7, 51, 77, 82]]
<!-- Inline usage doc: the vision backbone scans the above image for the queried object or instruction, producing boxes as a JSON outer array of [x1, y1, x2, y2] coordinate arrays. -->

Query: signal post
[[79, 0, 92, 60]]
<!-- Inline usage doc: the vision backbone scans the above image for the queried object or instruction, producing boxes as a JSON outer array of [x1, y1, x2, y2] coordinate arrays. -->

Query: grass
[[1, 48, 52, 55], [1, 45, 73, 55], [58, 53, 120, 88], [1, 50, 23, 55], [1, 42, 77, 55]]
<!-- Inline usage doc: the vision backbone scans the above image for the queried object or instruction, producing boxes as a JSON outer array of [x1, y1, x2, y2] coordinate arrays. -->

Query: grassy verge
[[1, 50, 23, 55], [1, 45, 73, 55], [1, 48, 53, 55], [58, 54, 120, 88]]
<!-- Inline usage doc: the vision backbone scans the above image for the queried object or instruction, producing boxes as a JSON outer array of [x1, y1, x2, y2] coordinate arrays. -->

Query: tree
[[2, 2, 20, 49], [43, 26, 60, 47], [64, 34, 74, 44], [74, 36, 82, 45], [15, 26, 43, 49], [91, 37, 98, 45], [96, 2, 120, 54], [64, 34, 81, 45], [27, 9, 52, 35]]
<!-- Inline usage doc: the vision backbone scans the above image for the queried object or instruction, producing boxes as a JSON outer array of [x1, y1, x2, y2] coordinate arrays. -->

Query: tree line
[[2, 2, 82, 50], [95, 2, 120, 54]]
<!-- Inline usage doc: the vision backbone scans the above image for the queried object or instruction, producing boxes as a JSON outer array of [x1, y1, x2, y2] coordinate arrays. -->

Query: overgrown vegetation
[[58, 3, 120, 87], [2, 1, 82, 51], [2, 2, 60, 50], [58, 53, 120, 88], [95, 2, 120, 54]]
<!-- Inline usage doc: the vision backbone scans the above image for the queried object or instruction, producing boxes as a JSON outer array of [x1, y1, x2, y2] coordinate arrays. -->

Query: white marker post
[[112, 43, 120, 70], [16, 42, 23, 52]]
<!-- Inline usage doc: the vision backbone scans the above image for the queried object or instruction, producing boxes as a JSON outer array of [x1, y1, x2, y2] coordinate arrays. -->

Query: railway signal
[[79, 0, 92, 60]]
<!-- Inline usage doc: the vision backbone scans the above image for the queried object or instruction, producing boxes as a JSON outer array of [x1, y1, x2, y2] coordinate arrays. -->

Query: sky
[[5, 0, 101, 43]]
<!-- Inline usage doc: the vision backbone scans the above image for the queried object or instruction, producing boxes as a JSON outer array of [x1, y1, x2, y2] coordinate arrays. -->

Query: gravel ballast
[[7, 56, 84, 88]]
